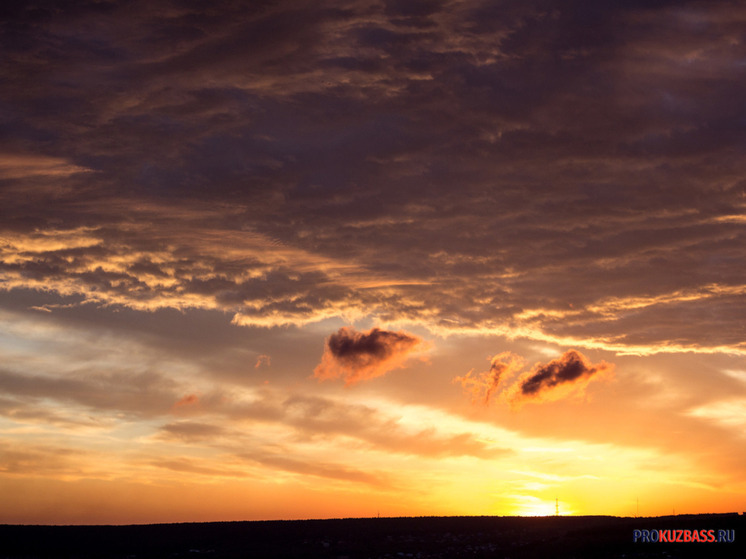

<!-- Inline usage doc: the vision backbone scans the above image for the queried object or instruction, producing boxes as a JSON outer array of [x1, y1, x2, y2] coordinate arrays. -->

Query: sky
[[1, 0, 745, 525]]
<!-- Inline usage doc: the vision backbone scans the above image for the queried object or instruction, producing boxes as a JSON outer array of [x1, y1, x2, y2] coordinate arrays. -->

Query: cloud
[[254, 354, 271, 369], [454, 350, 614, 407], [0, 153, 92, 180], [150, 458, 249, 479], [313, 327, 425, 385], [685, 398, 746, 432], [158, 421, 225, 443], [172, 394, 200, 413], [2, 1, 746, 356], [510, 350, 614, 406], [453, 352, 524, 405], [240, 452, 392, 488], [281, 394, 508, 459], [0, 368, 181, 419], [0, 441, 88, 477]]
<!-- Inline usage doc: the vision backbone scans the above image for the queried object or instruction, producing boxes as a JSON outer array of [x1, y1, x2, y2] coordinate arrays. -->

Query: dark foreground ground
[[1, 513, 744, 559]]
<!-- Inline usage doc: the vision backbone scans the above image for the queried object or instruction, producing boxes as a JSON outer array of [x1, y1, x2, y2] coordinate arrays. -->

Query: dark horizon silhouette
[[2, 513, 743, 559]]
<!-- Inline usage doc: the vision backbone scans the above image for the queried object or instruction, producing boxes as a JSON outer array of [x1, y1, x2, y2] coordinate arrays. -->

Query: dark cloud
[[512, 350, 614, 405], [327, 327, 419, 362], [1, 0, 745, 355], [314, 327, 425, 385], [454, 349, 614, 407]]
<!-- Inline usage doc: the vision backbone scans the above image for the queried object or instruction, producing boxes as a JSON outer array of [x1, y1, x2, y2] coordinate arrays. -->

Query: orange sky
[[1, 0, 745, 524]]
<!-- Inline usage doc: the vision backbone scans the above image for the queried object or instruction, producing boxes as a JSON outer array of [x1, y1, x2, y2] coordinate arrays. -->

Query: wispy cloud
[[453, 352, 524, 405], [0, 153, 93, 179], [157, 421, 226, 443], [254, 354, 271, 369]]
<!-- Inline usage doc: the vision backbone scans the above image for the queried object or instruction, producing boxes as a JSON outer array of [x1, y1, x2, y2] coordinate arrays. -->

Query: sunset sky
[[1, 0, 746, 524]]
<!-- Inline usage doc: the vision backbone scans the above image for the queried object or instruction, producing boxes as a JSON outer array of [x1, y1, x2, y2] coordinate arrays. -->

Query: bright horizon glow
[[0, 310, 742, 524]]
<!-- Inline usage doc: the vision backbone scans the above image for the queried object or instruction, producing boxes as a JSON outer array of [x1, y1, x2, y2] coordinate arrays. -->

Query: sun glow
[[504, 495, 575, 517]]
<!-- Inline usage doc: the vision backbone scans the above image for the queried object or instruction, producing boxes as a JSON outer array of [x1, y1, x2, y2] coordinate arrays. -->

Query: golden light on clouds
[[1, 0, 745, 525], [0, 154, 93, 179], [314, 327, 426, 385]]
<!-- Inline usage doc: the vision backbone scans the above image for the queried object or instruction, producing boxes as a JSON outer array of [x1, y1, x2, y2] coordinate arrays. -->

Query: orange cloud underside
[[314, 327, 426, 385]]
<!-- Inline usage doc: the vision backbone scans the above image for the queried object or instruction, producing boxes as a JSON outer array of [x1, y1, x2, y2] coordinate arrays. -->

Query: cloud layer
[[0, 0, 744, 355]]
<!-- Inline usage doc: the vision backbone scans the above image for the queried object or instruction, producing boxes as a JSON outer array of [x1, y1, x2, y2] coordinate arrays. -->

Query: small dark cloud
[[512, 350, 614, 405], [313, 326, 425, 385]]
